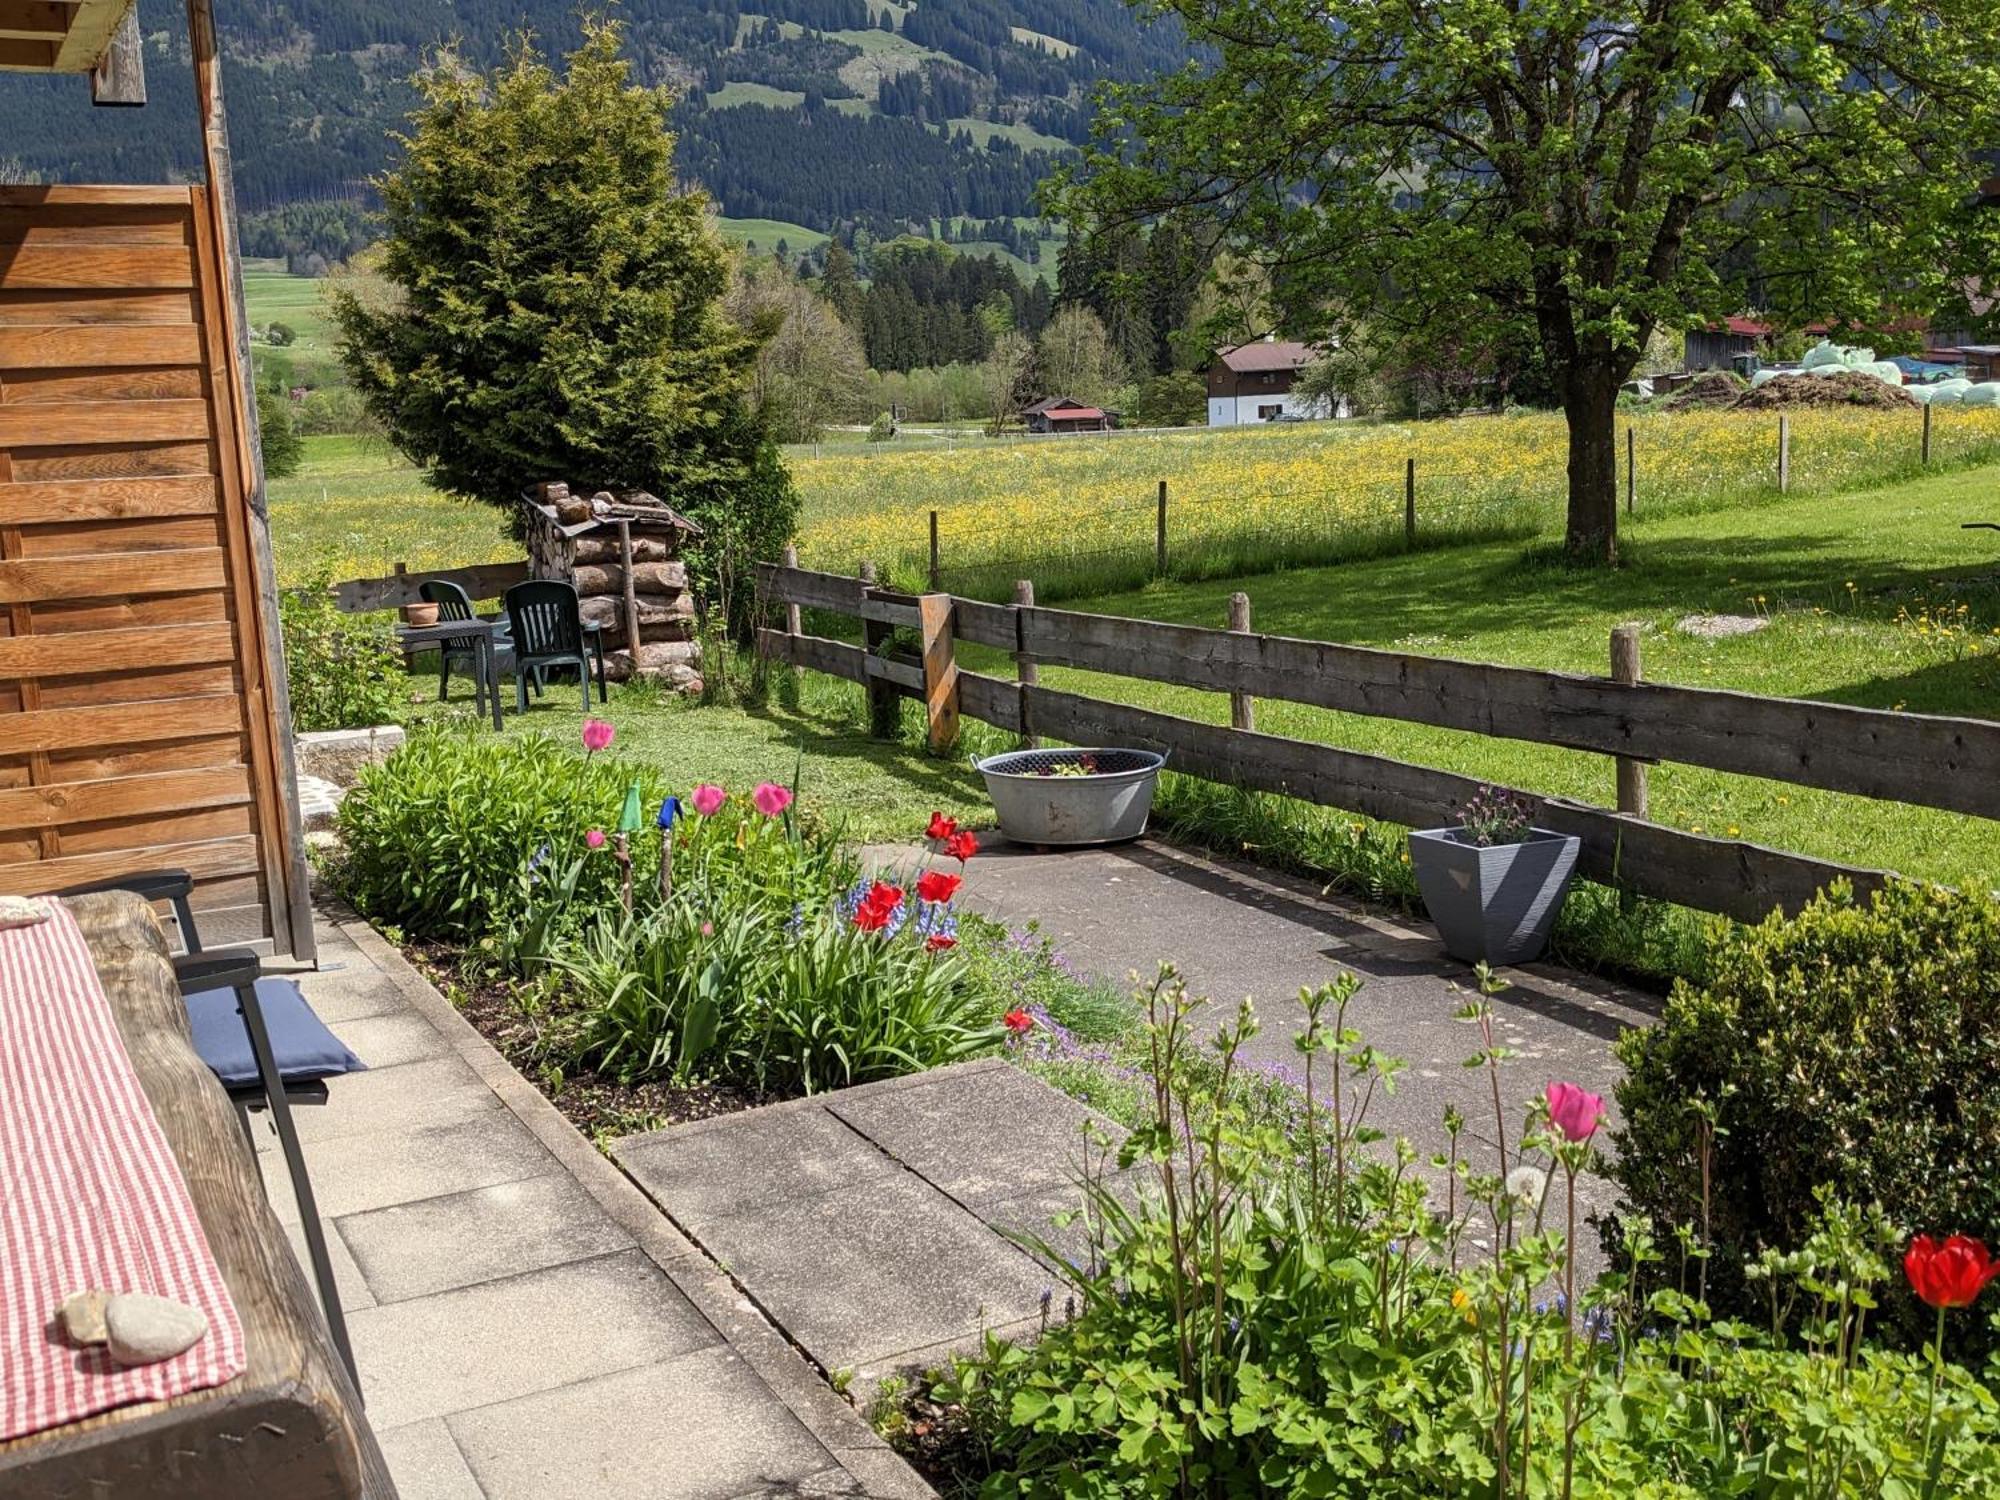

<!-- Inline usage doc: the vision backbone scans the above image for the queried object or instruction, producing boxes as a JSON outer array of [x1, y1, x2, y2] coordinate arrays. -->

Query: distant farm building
[[1684, 316, 1771, 371], [1206, 337, 1339, 425], [1021, 396, 1111, 434]]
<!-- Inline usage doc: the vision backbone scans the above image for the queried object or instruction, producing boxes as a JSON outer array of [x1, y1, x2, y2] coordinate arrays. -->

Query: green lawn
[[243, 260, 344, 389], [953, 465, 2000, 889]]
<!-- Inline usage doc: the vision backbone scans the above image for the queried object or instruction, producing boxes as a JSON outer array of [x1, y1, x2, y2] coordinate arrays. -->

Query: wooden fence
[[754, 559, 2000, 925]]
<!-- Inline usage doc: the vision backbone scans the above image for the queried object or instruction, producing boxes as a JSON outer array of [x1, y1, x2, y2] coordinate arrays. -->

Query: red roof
[[1721, 316, 1771, 336], [1048, 407, 1105, 421], [1216, 339, 1317, 373]]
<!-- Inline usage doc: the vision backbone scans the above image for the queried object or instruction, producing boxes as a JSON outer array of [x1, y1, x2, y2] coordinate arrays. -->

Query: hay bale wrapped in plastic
[[1862, 361, 1904, 386], [1929, 385, 1966, 406], [1907, 385, 1935, 404], [1801, 340, 1846, 370], [1750, 368, 1781, 388], [1962, 382, 2000, 407]]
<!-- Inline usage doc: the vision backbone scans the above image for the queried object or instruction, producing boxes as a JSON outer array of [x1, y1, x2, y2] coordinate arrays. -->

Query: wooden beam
[[0, 3, 75, 41], [0, 245, 195, 289], [53, 0, 130, 72], [0, 323, 201, 368], [0, 398, 208, 446], [90, 0, 143, 105], [0, 546, 226, 603], [0, 35, 55, 66], [330, 559, 530, 612], [0, 694, 241, 756], [0, 765, 250, 833], [0, 475, 217, 522], [0, 620, 233, 678]]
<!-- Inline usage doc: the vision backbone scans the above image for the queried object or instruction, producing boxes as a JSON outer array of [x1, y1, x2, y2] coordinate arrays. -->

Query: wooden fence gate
[[0, 184, 311, 954]]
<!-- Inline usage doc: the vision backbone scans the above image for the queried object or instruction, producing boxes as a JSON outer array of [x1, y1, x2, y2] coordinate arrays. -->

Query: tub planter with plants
[[1408, 786, 1580, 965], [974, 747, 1166, 847]]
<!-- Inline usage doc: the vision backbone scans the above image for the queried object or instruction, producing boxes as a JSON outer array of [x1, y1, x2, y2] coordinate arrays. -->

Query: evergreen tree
[[820, 240, 864, 324], [333, 19, 797, 593]]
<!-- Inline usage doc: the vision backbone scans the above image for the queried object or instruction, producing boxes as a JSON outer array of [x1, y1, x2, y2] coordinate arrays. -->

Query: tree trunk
[[1562, 372, 1620, 564]]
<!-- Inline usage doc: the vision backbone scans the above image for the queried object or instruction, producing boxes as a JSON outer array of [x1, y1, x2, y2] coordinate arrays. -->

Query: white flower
[[1505, 1166, 1548, 1209]]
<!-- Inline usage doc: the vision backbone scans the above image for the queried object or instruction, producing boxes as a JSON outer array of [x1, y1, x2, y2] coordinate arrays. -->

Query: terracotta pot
[[400, 601, 439, 628]]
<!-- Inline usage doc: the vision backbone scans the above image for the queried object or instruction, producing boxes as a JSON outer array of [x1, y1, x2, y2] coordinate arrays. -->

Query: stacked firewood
[[522, 482, 703, 690]]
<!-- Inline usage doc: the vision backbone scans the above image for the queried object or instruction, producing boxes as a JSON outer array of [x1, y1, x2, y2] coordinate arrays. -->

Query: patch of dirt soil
[[1731, 371, 1916, 410], [402, 941, 763, 1139], [1660, 371, 1747, 410]]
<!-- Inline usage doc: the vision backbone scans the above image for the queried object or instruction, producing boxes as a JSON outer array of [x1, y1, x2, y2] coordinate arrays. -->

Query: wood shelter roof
[[0, 0, 136, 74]]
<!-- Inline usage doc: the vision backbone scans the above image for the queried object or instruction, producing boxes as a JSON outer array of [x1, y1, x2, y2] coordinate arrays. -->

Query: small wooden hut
[[520, 482, 703, 690], [0, 2, 314, 955]]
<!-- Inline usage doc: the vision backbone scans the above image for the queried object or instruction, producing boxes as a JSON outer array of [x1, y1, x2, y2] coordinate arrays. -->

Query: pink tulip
[[581, 718, 615, 754], [752, 781, 794, 817], [690, 784, 727, 817], [585, 828, 606, 850], [1546, 1081, 1606, 1143]]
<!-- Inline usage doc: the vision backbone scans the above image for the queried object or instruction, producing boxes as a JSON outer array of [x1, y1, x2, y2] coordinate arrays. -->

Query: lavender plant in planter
[[1408, 787, 1580, 965]]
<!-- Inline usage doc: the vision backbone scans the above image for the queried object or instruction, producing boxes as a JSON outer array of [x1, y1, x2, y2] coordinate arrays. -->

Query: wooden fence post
[[928, 510, 941, 590], [1404, 457, 1416, 546], [858, 560, 897, 739], [779, 543, 802, 677], [1014, 578, 1039, 748], [1610, 624, 1648, 818], [1625, 426, 1635, 514], [918, 593, 959, 752], [1923, 402, 1933, 465], [616, 519, 640, 660], [1229, 592, 1255, 731], [1156, 479, 1168, 576], [1777, 414, 1790, 493]]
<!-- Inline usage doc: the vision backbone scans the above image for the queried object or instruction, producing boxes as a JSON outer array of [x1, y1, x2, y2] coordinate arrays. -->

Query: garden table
[[397, 617, 504, 730], [0, 892, 394, 1500]]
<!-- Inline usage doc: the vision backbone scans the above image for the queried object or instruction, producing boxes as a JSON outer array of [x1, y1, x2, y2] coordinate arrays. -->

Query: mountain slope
[[0, 0, 1180, 257]]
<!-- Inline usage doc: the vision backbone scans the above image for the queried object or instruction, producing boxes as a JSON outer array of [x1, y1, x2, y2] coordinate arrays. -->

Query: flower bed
[[888, 965, 2000, 1498], [331, 723, 1128, 1127]]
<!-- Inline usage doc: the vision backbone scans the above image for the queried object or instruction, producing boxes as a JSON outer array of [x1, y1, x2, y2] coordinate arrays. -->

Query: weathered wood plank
[[949, 594, 1017, 649], [331, 559, 530, 613], [756, 627, 925, 697], [0, 476, 218, 522], [88, 0, 143, 105], [0, 694, 242, 756], [1017, 607, 2000, 822], [0, 620, 234, 678], [0, 765, 250, 833], [0, 185, 191, 208], [51, 0, 131, 72], [0, 834, 261, 893], [0, 208, 189, 244], [4, 367, 206, 403], [0, 398, 210, 446], [0, 547, 226, 603], [755, 561, 865, 616], [976, 679, 1892, 924], [0, 289, 196, 324], [0, 3, 73, 42], [0, 324, 201, 369], [0, 244, 196, 289], [0, 34, 55, 66]]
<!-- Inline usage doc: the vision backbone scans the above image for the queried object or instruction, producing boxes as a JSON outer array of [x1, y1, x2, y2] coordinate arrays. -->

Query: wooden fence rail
[[748, 561, 1974, 927]]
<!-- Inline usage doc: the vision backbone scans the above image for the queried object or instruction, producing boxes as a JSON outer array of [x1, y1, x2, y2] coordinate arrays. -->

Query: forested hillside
[[0, 0, 1182, 268]]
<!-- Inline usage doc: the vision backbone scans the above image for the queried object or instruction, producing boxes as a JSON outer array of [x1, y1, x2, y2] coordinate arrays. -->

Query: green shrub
[[257, 385, 304, 480], [1613, 880, 2000, 1360], [278, 584, 406, 732], [922, 968, 2000, 1498], [336, 728, 651, 943]]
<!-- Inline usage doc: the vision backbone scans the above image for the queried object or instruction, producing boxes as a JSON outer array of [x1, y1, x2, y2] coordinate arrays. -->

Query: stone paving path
[[613, 1061, 1123, 1391], [264, 907, 931, 1500]]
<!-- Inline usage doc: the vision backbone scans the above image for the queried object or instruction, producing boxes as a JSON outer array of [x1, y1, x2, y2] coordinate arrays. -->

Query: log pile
[[521, 483, 704, 690]]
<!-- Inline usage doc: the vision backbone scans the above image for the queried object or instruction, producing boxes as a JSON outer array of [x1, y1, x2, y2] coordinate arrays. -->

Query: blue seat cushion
[[182, 978, 366, 1089]]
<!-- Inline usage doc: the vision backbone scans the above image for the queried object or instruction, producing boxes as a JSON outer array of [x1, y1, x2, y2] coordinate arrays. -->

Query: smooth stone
[[58, 1289, 110, 1345], [104, 1293, 208, 1365]]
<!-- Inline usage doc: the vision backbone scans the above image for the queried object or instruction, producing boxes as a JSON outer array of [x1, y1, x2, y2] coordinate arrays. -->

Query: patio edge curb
[[329, 903, 937, 1500]]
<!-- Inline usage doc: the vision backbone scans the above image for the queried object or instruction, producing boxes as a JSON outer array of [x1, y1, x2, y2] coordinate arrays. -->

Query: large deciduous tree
[[1063, 3, 2000, 560], [334, 19, 796, 585]]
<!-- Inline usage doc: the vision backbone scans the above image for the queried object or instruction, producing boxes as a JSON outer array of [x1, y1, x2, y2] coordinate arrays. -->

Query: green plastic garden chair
[[503, 578, 606, 714]]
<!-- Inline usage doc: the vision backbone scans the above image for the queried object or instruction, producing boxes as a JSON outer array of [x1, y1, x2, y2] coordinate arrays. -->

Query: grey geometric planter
[[1408, 826, 1581, 966]]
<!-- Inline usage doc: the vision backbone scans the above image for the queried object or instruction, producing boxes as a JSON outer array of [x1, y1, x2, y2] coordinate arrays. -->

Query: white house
[[1205, 336, 1343, 425]]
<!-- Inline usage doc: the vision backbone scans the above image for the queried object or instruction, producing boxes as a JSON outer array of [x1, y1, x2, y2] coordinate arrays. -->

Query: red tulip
[[581, 718, 615, 754], [944, 830, 979, 863], [852, 881, 904, 933], [916, 870, 962, 905], [584, 828, 606, 850], [1002, 1008, 1034, 1034], [926, 934, 957, 952], [927, 812, 959, 842], [1905, 1235, 2000, 1310]]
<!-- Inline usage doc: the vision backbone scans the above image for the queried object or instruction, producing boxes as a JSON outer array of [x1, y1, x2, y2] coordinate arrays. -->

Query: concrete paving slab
[[283, 1217, 376, 1312], [729, 1472, 864, 1498], [828, 1063, 1121, 1210], [375, 1419, 486, 1500], [337, 1172, 634, 1303], [448, 1346, 837, 1500], [345, 1249, 719, 1430], [329, 1009, 459, 1070], [695, 1171, 1052, 1373], [294, 960, 416, 1023], [979, 1170, 1142, 1278], [257, 1112, 559, 1225], [614, 1104, 899, 1232], [277, 1055, 503, 1145]]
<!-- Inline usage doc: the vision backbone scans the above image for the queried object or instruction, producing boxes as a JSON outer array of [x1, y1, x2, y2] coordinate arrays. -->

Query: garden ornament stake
[[615, 780, 643, 912], [656, 796, 681, 904]]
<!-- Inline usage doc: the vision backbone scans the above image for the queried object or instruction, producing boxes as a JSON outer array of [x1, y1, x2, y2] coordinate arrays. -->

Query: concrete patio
[[260, 907, 933, 1500]]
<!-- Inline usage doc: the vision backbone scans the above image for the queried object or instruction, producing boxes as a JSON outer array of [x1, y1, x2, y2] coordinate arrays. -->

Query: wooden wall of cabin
[[0, 184, 307, 953]]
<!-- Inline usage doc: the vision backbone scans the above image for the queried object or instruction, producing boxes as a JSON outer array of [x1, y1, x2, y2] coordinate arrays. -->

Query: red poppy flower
[[852, 881, 904, 932], [944, 830, 979, 863], [1002, 1008, 1034, 1034], [927, 811, 959, 842], [1905, 1235, 2000, 1310], [926, 934, 957, 952], [916, 870, 962, 905]]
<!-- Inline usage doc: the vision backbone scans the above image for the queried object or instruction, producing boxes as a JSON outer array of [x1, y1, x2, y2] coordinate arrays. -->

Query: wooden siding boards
[[0, 186, 308, 953]]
